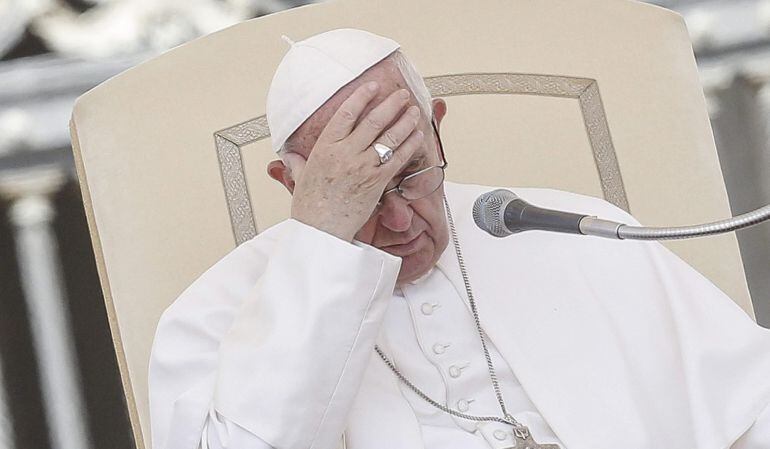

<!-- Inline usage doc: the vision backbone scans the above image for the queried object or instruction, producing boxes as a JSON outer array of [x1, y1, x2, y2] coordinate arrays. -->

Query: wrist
[[290, 211, 357, 242]]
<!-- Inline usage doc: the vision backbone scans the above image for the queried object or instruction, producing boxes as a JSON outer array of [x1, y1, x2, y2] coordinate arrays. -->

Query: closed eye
[[399, 155, 427, 177]]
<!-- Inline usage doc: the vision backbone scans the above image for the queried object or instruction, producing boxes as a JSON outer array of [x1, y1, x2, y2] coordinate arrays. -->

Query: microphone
[[473, 189, 770, 240], [473, 189, 589, 237]]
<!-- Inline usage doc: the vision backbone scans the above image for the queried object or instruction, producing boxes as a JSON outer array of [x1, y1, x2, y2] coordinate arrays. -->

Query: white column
[[699, 66, 733, 121], [748, 73, 770, 198], [0, 168, 91, 449]]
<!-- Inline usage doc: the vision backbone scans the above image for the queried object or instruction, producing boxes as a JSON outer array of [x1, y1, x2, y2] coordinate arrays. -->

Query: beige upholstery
[[69, 0, 753, 447]]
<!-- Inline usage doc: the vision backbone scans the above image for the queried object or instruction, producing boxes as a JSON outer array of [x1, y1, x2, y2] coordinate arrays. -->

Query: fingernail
[[399, 89, 410, 99], [416, 130, 424, 138], [408, 105, 420, 116], [367, 81, 379, 92]]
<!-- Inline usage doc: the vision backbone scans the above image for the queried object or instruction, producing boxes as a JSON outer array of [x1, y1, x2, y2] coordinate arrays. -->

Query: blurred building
[[652, 0, 770, 332], [1, 0, 769, 448], [0, 1, 314, 448]]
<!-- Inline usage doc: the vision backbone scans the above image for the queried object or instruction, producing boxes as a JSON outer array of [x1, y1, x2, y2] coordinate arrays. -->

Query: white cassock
[[149, 181, 770, 449]]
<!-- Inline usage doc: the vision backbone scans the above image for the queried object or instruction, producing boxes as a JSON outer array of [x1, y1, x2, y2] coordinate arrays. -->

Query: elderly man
[[149, 29, 770, 449]]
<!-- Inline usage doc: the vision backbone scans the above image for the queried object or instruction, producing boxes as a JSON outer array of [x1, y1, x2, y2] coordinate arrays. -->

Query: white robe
[[149, 181, 770, 449]]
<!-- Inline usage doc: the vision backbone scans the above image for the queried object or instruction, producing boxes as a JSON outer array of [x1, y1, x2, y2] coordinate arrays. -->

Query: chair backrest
[[69, 0, 753, 447]]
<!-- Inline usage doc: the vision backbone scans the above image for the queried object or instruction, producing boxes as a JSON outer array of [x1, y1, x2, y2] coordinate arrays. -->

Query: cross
[[503, 425, 561, 449]]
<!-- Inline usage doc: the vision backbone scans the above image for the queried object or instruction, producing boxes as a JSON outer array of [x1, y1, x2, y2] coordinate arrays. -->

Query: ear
[[432, 98, 447, 128], [267, 160, 295, 194]]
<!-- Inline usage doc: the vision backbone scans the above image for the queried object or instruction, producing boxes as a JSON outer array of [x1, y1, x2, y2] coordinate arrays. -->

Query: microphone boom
[[473, 189, 770, 241]]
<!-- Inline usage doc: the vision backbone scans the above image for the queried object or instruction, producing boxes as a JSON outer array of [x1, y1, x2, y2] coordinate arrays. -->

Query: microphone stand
[[581, 205, 770, 240]]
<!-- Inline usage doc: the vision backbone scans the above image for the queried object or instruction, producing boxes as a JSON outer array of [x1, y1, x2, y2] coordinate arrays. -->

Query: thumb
[[282, 152, 307, 183]]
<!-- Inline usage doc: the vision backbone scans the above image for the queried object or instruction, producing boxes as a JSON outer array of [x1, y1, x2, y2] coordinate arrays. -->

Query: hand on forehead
[[290, 58, 416, 157], [282, 73, 426, 243]]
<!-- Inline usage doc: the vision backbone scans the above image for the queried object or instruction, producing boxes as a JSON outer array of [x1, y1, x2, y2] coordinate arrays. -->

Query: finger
[[282, 151, 307, 182], [347, 88, 412, 149], [379, 129, 424, 173], [369, 105, 420, 152], [319, 81, 380, 142], [365, 105, 420, 167]]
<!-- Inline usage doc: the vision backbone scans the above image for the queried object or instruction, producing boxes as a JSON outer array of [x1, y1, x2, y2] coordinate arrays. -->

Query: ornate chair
[[69, 0, 753, 447]]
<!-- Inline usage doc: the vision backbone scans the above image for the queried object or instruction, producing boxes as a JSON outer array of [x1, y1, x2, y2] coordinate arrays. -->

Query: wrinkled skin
[[267, 56, 449, 285]]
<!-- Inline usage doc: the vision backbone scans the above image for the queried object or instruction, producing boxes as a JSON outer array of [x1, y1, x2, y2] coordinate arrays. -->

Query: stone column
[[746, 68, 770, 199], [0, 167, 91, 449]]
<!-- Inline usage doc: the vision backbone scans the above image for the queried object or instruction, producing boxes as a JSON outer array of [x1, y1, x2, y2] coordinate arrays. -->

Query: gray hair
[[277, 49, 433, 159]]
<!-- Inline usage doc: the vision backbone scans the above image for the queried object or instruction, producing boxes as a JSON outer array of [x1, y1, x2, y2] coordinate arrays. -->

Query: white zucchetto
[[266, 28, 400, 153]]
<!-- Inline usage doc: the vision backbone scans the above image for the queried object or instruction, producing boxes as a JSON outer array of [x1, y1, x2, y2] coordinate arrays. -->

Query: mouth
[[381, 232, 427, 257]]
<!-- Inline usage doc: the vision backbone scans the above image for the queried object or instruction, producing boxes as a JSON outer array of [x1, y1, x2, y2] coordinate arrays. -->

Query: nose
[[377, 193, 414, 232]]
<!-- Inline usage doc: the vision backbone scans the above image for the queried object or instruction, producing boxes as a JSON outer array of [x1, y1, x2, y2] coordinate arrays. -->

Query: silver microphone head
[[472, 189, 519, 237]]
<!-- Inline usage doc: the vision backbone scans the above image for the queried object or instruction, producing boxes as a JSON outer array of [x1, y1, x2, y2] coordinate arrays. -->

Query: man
[[149, 29, 770, 449]]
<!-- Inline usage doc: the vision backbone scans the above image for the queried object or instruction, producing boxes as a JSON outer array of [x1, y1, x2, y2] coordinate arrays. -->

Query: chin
[[395, 245, 436, 285]]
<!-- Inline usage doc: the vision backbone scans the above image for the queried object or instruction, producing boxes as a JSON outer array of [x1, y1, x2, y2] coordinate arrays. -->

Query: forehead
[[289, 57, 415, 155]]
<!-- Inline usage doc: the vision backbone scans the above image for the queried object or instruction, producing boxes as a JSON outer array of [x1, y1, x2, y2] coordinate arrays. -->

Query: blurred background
[[1, 0, 769, 448]]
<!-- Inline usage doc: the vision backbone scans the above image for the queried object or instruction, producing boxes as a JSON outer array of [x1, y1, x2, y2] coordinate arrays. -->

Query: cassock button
[[420, 302, 440, 315], [493, 429, 508, 441], [448, 363, 468, 378], [457, 398, 473, 412], [432, 343, 450, 355]]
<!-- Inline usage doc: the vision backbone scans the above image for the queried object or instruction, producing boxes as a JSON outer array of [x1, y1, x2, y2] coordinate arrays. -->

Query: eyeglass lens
[[399, 166, 446, 200]]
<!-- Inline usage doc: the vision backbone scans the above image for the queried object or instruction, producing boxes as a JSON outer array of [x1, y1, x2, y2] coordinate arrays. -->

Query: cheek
[[415, 196, 450, 255], [413, 195, 448, 234]]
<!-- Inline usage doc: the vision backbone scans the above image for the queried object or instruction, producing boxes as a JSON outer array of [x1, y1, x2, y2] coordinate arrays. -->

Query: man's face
[[278, 57, 450, 285]]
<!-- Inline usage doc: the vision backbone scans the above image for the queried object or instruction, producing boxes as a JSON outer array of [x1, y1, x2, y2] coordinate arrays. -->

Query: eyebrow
[[397, 154, 428, 176]]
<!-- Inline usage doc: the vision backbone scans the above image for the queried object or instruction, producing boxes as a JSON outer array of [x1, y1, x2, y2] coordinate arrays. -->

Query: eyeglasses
[[376, 117, 448, 207]]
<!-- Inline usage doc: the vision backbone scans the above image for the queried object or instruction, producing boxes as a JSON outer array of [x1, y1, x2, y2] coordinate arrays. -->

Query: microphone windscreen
[[472, 189, 518, 237]]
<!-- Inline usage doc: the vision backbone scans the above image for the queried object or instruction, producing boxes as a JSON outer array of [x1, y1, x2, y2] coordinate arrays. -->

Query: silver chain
[[373, 195, 523, 429]]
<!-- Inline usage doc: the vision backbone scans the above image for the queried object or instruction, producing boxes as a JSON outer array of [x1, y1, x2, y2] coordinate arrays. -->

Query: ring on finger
[[372, 142, 394, 165]]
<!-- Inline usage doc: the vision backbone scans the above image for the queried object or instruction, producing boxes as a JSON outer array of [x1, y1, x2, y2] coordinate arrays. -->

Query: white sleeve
[[149, 219, 401, 449], [732, 402, 770, 449]]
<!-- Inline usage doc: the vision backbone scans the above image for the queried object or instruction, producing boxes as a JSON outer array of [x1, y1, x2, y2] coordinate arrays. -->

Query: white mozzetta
[[149, 182, 770, 449]]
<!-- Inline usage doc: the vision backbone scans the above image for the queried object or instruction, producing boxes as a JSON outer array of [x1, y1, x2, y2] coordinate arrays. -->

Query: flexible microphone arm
[[473, 189, 770, 240]]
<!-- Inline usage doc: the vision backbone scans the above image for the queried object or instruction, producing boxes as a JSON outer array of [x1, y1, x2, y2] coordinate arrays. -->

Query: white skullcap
[[266, 28, 400, 153]]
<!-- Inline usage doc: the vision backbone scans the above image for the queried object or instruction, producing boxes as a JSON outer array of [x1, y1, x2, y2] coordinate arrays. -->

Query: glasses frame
[[379, 116, 448, 203]]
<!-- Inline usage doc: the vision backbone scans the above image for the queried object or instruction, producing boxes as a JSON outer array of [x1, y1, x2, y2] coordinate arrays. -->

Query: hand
[[287, 82, 425, 242]]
